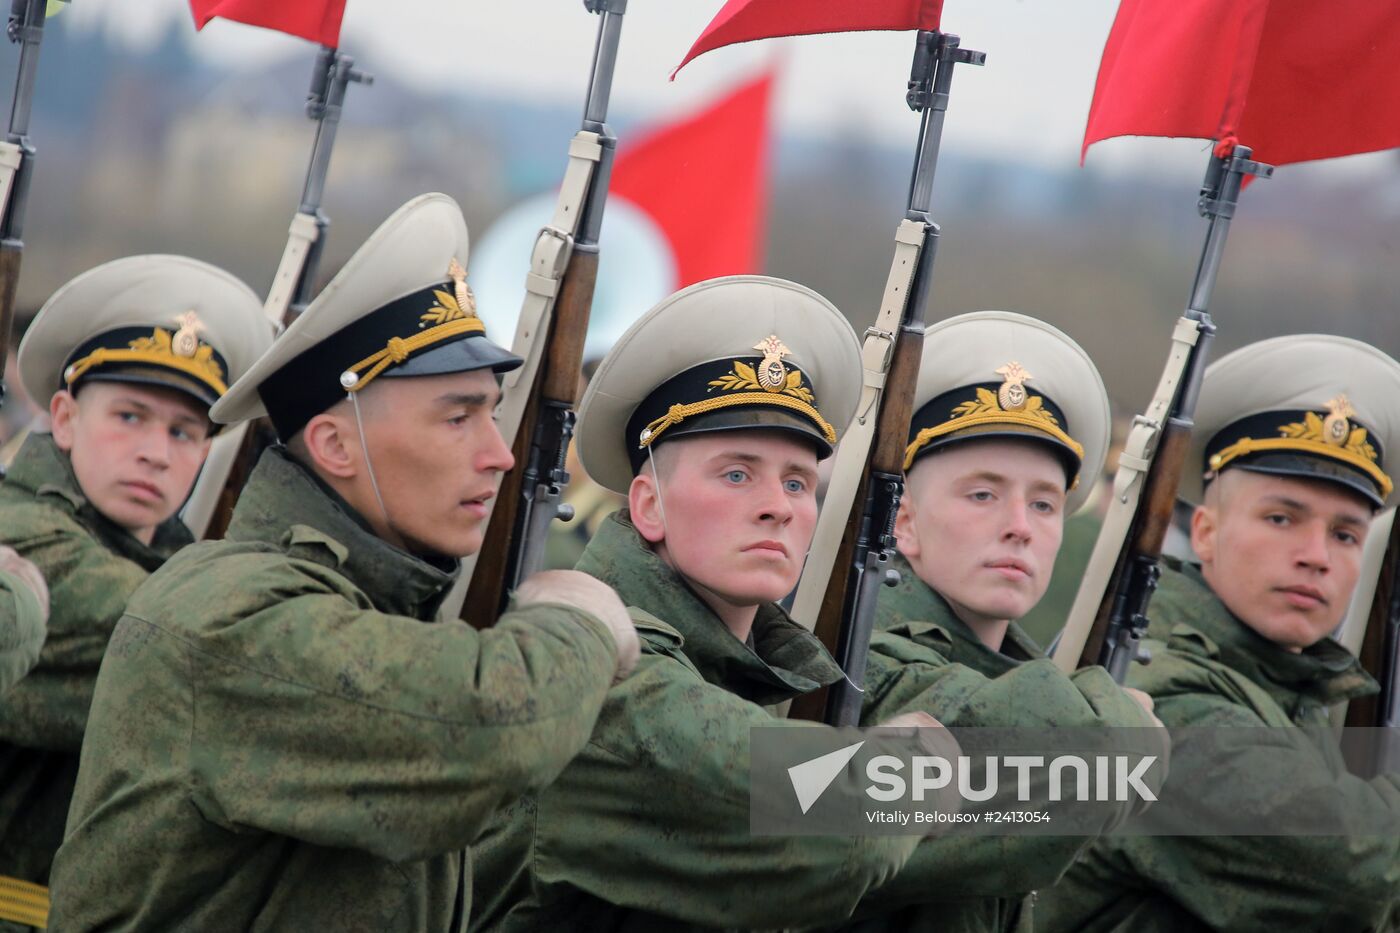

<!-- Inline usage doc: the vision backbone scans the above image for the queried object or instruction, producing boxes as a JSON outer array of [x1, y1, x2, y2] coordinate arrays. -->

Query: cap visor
[[76, 369, 220, 411], [909, 425, 1082, 484], [635, 408, 834, 473], [380, 335, 523, 379], [1231, 453, 1383, 509]]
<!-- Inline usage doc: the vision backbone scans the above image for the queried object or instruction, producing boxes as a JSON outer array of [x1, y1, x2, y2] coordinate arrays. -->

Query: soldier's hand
[[0, 545, 49, 622], [515, 570, 640, 682], [878, 711, 962, 759], [1123, 687, 1164, 728]]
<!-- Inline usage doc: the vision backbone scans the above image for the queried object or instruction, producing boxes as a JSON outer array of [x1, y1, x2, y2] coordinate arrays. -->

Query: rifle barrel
[[582, 3, 625, 129]]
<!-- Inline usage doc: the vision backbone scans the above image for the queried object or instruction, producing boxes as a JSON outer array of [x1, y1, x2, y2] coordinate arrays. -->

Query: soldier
[[842, 311, 1165, 932], [470, 276, 937, 932], [1036, 334, 1400, 931], [0, 546, 46, 694], [48, 194, 640, 931], [0, 254, 275, 929]]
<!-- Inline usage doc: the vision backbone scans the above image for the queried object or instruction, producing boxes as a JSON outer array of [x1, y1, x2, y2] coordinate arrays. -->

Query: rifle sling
[[444, 130, 602, 619], [1052, 314, 1200, 673], [0, 142, 22, 227], [790, 218, 924, 632]]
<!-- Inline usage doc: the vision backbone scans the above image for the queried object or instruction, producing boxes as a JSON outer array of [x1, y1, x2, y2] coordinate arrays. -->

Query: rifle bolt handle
[[556, 504, 576, 524], [883, 569, 901, 588]]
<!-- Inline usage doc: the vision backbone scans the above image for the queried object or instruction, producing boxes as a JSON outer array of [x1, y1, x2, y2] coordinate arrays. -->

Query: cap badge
[[420, 258, 478, 328], [1276, 396, 1376, 462], [995, 361, 1033, 411], [1322, 395, 1355, 447], [709, 335, 815, 403], [172, 311, 204, 358], [752, 335, 793, 392]]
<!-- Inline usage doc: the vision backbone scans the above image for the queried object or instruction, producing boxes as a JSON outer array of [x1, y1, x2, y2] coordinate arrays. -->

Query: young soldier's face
[[1193, 470, 1371, 651], [896, 439, 1067, 626], [50, 382, 213, 542], [630, 431, 820, 610], [354, 369, 514, 559]]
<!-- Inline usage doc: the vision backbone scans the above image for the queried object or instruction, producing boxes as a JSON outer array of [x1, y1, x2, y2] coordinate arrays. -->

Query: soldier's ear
[[1190, 503, 1218, 566], [629, 472, 666, 544], [49, 390, 79, 452], [300, 413, 359, 481], [893, 494, 921, 561]]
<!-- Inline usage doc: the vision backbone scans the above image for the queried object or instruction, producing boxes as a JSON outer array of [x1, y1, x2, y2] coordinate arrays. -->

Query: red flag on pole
[[612, 69, 776, 288], [1083, 0, 1400, 167], [189, 0, 347, 48], [675, 0, 943, 76]]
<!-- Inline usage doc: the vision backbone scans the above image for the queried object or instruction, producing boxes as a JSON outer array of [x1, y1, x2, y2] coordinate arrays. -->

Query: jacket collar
[[875, 553, 1045, 677], [4, 432, 191, 570], [226, 446, 458, 620], [575, 510, 841, 706], [1150, 561, 1376, 711]]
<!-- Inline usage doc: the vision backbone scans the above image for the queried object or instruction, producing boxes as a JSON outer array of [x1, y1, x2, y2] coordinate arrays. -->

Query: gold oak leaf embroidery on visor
[[340, 259, 486, 392], [903, 363, 1085, 472], [1208, 395, 1392, 498], [63, 322, 228, 396], [637, 335, 836, 449]]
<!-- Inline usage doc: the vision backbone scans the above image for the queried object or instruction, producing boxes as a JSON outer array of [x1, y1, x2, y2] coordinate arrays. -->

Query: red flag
[[612, 70, 776, 288], [1083, 0, 1400, 167], [675, 0, 943, 76], [189, 0, 347, 48]]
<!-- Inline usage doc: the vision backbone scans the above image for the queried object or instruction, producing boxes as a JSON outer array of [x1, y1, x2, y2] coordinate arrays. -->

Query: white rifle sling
[[790, 218, 924, 632], [445, 130, 602, 617], [0, 142, 22, 224], [1053, 315, 1201, 673], [181, 212, 323, 539], [261, 211, 323, 325]]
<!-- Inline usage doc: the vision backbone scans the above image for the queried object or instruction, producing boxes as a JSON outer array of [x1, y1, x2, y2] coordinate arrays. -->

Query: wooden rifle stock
[[791, 327, 923, 723], [1347, 511, 1400, 728], [0, 245, 20, 392], [1077, 416, 1192, 674], [461, 247, 598, 628]]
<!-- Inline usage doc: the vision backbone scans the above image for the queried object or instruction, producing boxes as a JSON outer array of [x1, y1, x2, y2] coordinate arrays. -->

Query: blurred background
[[1, 1, 1397, 635]]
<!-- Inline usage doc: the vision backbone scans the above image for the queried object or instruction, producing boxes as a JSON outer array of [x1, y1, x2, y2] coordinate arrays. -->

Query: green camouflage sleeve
[[178, 593, 620, 862], [0, 523, 147, 748], [855, 635, 1166, 905], [0, 564, 46, 696], [518, 653, 920, 929], [1089, 698, 1399, 930]]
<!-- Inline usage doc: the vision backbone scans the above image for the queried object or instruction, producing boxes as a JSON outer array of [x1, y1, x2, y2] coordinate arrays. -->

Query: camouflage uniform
[[1035, 562, 1400, 932], [0, 433, 193, 902], [468, 511, 922, 931], [826, 553, 1162, 933], [48, 446, 622, 932], [0, 563, 44, 698]]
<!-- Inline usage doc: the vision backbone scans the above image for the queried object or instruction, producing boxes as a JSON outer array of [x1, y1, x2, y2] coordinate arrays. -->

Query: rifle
[[452, 0, 625, 627], [789, 31, 984, 726], [1051, 145, 1272, 682], [0, 0, 54, 410], [1347, 510, 1400, 730], [181, 46, 371, 538]]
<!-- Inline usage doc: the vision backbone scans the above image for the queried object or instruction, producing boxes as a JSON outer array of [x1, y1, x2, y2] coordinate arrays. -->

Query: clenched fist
[[516, 570, 640, 681]]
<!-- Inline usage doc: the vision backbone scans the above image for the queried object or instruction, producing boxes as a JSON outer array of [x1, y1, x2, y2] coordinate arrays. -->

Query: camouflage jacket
[[0, 564, 44, 697], [48, 446, 620, 933], [469, 511, 921, 932], [835, 554, 1166, 933], [1036, 562, 1400, 932], [0, 433, 192, 893]]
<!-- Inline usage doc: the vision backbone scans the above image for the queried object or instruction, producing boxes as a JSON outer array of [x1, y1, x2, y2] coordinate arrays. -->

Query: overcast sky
[[65, 0, 1391, 186]]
